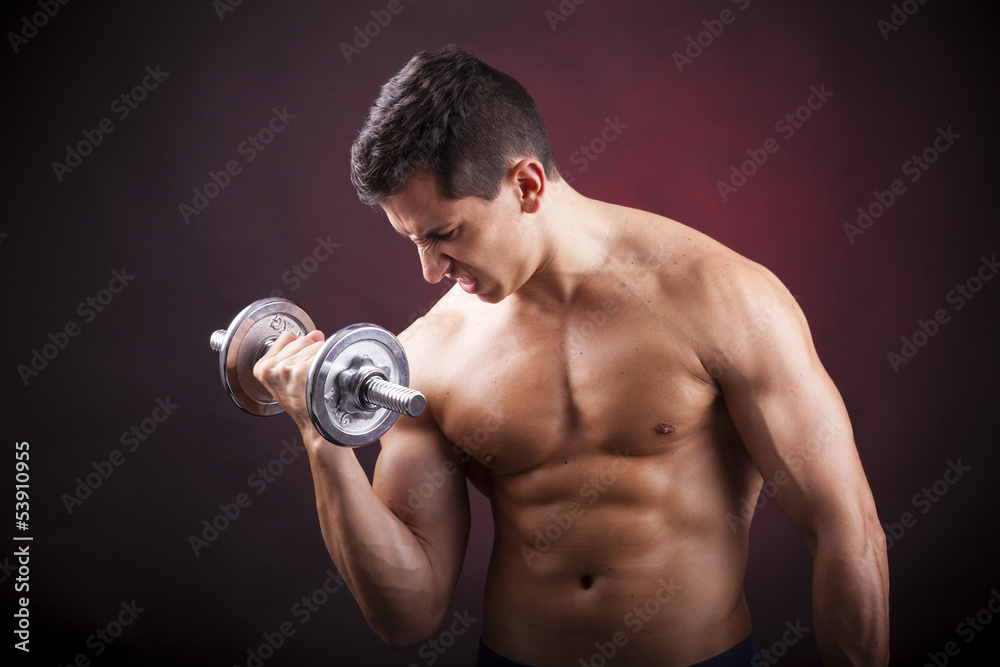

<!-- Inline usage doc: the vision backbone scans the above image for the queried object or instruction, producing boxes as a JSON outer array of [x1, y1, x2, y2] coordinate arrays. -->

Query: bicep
[[373, 412, 471, 591], [712, 273, 872, 539]]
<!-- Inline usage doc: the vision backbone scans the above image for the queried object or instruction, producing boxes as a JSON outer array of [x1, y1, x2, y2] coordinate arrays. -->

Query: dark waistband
[[476, 633, 758, 667], [689, 632, 758, 666]]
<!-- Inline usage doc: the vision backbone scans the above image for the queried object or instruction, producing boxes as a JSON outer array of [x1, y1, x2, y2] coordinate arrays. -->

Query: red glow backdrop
[[4, 1, 998, 665]]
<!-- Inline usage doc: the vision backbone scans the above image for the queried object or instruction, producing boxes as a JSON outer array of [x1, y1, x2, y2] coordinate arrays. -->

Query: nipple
[[654, 422, 675, 436], [484, 452, 497, 466]]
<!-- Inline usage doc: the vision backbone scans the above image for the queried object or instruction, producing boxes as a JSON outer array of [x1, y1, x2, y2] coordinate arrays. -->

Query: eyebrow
[[397, 223, 452, 241]]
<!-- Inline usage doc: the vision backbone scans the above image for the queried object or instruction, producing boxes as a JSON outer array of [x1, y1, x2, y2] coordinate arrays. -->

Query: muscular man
[[255, 45, 889, 666]]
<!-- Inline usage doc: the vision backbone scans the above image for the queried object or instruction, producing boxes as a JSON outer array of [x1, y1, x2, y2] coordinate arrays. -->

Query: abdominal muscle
[[474, 434, 760, 667]]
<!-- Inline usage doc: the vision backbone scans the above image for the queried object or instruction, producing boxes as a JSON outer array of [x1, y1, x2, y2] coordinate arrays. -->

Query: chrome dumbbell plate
[[214, 298, 315, 416], [307, 324, 411, 447]]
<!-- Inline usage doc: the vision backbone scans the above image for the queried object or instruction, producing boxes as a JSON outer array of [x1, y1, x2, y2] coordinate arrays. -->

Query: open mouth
[[455, 276, 478, 294], [446, 263, 478, 294]]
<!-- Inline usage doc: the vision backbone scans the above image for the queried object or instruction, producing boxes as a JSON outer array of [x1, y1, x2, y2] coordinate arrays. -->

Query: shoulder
[[609, 203, 782, 299], [395, 285, 485, 408], [610, 204, 808, 366], [683, 244, 799, 329], [391, 286, 469, 428], [397, 284, 479, 353]]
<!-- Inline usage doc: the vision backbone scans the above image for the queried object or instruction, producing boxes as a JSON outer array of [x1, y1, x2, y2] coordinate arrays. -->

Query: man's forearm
[[301, 426, 441, 647], [811, 522, 890, 665]]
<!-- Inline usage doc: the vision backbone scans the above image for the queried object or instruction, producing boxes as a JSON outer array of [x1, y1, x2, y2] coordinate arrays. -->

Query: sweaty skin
[[254, 163, 890, 666]]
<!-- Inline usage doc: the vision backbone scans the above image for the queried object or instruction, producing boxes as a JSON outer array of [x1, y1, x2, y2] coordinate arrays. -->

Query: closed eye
[[425, 226, 459, 243], [398, 224, 461, 246]]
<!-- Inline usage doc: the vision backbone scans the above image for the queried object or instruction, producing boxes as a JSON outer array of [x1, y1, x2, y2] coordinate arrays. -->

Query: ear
[[509, 159, 545, 214]]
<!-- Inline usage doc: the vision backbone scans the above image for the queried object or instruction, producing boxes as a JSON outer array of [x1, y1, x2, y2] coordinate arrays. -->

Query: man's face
[[381, 173, 538, 304]]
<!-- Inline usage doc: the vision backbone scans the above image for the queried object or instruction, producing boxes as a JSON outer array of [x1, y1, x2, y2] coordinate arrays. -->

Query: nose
[[419, 246, 451, 284]]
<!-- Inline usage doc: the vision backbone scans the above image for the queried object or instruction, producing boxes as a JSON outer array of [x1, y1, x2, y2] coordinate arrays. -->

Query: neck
[[513, 181, 619, 306]]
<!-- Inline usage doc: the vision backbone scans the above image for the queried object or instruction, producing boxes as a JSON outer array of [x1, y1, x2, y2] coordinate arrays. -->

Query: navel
[[580, 574, 594, 590], [653, 422, 676, 436]]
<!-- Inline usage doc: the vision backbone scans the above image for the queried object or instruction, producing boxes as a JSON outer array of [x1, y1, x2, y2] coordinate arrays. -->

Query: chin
[[475, 282, 508, 304], [477, 291, 504, 304]]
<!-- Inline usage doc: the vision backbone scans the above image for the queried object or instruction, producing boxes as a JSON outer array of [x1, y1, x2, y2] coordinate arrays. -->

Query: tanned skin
[[254, 159, 890, 666]]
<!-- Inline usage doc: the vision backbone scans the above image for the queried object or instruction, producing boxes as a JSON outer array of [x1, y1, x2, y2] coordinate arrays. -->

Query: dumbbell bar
[[209, 298, 425, 447]]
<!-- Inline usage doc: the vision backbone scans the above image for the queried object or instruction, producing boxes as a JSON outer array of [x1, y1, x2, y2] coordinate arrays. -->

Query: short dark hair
[[350, 45, 560, 207]]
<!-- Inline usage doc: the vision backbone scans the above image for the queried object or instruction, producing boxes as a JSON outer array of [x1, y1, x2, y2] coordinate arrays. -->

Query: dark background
[[4, 0, 998, 665]]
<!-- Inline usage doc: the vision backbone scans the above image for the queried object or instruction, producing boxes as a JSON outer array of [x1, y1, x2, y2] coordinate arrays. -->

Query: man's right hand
[[253, 329, 326, 433]]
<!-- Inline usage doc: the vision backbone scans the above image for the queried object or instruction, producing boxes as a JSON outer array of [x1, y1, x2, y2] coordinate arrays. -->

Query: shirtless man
[[254, 46, 890, 666]]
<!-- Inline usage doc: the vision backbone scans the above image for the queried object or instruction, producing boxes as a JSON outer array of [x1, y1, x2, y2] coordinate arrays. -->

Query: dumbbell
[[209, 298, 425, 447]]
